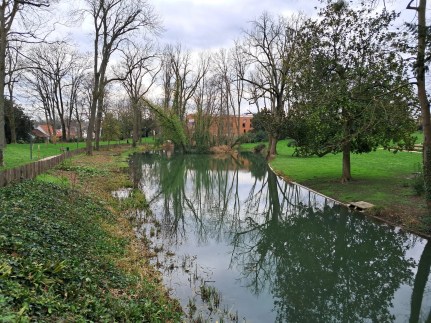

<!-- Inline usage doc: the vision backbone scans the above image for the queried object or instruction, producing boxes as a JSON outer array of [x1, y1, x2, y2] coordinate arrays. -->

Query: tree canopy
[[288, 0, 417, 182]]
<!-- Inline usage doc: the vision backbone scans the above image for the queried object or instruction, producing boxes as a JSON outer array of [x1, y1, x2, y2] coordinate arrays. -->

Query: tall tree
[[23, 62, 57, 140], [290, 0, 416, 182], [65, 53, 90, 141], [25, 42, 79, 141], [162, 44, 207, 121], [230, 43, 249, 136], [83, 0, 160, 155], [240, 12, 303, 158], [116, 42, 159, 147], [0, 0, 51, 165], [407, 0, 431, 207], [191, 55, 217, 150], [5, 40, 22, 143]]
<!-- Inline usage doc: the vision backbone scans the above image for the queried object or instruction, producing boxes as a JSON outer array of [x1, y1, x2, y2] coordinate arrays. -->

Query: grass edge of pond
[[241, 140, 431, 237]]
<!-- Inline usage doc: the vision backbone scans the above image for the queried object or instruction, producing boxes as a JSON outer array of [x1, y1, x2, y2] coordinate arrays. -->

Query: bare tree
[[213, 49, 233, 142], [116, 42, 159, 147], [240, 12, 303, 157], [163, 44, 208, 121], [23, 62, 57, 138], [5, 40, 22, 143], [0, 0, 52, 165], [212, 47, 249, 146], [24, 42, 80, 141], [160, 45, 175, 110], [230, 43, 249, 135], [65, 53, 91, 141], [191, 54, 217, 149], [82, 0, 160, 155]]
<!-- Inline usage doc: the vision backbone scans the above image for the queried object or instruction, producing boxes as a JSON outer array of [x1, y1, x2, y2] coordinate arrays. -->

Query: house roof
[[32, 128, 49, 138], [37, 124, 55, 136], [36, 124, 63, 138]]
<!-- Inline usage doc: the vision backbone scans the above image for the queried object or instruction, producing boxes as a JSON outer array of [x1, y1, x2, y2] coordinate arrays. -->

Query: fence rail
[[0, 144, 127, 188]]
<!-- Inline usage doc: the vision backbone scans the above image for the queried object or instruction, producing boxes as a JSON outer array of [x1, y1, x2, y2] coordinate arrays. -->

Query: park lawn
[[1, 137, 156, 170], [242, 140, 427, 228]]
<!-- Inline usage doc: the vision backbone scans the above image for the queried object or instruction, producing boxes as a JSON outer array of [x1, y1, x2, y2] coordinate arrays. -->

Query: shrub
[[239, 130, 268, 144], [253, 143, 266, 154], [411, 164, 424, 196]]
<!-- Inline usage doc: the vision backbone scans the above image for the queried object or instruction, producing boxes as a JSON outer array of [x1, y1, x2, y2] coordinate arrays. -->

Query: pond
[[129, 152, 431, 322]]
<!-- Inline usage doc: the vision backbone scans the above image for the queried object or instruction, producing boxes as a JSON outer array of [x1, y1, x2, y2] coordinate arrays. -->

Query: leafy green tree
[[144, 100, 188, 151], [5, 100, 32, 143], [289, 0, 416, 182], [101, 112, 121, 145], [251, 109, 287, 143]]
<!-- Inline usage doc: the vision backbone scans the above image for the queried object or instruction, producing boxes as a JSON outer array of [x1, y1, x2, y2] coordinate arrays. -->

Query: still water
[[129, 152, 431, 322]]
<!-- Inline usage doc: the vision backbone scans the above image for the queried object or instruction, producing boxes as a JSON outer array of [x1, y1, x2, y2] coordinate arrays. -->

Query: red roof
[[37, 124, 55, 136], [32, 129, 49, 138], [37, 124, 62, 138]]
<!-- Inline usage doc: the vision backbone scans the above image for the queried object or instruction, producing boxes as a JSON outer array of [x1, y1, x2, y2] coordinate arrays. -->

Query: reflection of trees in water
[[129, 153, 254, 245], [410, 239, 431, 323], [232, 175, 415, 323], [129, 152, 430, 323]]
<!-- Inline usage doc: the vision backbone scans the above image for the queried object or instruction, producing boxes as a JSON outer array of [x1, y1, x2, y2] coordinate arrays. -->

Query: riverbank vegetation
[[0, 146, 181, 321]]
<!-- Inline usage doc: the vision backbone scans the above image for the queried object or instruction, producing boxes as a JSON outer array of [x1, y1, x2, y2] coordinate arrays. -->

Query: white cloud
[[50, 0, 418, 53], [153, 0, 319, 50]]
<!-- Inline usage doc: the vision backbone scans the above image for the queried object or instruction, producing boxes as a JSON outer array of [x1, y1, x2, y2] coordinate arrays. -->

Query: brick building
[[187, 113, 253, 138]]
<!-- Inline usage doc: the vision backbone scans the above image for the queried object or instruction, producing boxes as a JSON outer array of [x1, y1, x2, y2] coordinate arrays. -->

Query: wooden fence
[[0, 144, 127, 188]]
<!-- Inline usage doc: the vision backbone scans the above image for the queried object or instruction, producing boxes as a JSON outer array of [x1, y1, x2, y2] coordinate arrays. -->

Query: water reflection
[[130, 152, 431, 322]]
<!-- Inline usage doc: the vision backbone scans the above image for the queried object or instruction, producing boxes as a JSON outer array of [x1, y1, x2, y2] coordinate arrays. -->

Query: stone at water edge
[[348, 201, 375, 211]]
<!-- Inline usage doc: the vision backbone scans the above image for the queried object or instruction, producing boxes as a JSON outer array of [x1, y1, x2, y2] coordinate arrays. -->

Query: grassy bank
[[1, 137, 156, 170], [0, 146, 181, 321], [242, 140, 428, 232]]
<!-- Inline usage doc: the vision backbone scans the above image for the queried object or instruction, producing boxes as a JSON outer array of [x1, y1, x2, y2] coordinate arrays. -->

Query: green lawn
[[1, 137, 156, 170], [242, 140, 424, 215]]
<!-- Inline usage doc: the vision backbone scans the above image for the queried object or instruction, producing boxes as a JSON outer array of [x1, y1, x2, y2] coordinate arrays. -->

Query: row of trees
[[0, 0, 430, 188]]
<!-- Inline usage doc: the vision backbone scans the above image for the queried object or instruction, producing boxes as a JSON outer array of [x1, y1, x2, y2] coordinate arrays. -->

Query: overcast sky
[[152, 0, 318, 50], [151, 0, 416, 51], [58, 0, 418, 53]]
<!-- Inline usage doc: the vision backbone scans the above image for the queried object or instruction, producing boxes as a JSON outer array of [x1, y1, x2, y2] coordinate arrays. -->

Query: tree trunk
[[58, 84, 67, 141], [60, 118, 67, 142], [95, 98, 103, 151], [416, 0, 431, 207], [0, 6, 6, 166], [7, 83, 16, 143], [86, 99, 96, 155], [266, 135, 278, 159], [6, 100, 16, 143], [86, 28, 101, 156], [132, 99, 140, 148], [341, 141, 352, 183]]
